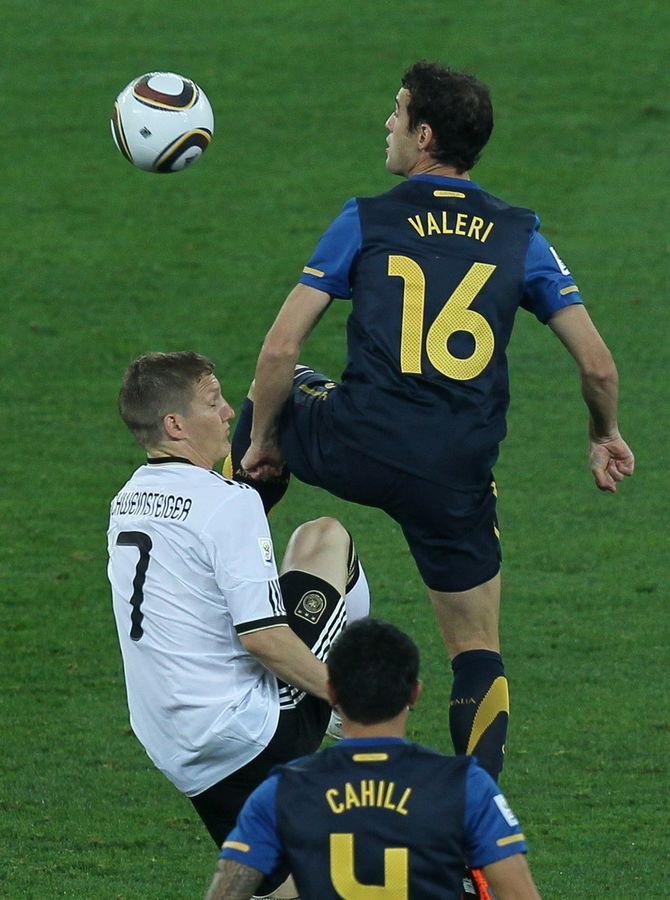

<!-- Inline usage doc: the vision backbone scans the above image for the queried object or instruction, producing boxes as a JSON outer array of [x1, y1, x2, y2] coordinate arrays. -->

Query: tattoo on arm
[[204, 859, 263, 900]]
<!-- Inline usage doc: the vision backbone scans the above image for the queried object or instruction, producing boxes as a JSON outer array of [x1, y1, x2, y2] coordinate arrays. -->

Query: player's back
[[275, 741, 471, 899], [107, 461, 279, 794], [331, 178, 536, 486]]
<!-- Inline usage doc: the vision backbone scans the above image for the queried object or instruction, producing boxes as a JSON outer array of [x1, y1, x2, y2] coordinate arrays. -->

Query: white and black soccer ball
[[111, 72, 214, 173]]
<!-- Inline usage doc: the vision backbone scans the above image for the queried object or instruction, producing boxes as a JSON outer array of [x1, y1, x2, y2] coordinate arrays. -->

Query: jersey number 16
[[389, 256, 496, 381]]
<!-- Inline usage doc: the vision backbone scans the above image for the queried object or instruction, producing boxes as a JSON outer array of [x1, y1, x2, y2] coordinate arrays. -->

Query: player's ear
[[417, 123, 433, 151], [326, 681, 338, 708], [408, 679, 423, 710], [163, 412, 186, 440]]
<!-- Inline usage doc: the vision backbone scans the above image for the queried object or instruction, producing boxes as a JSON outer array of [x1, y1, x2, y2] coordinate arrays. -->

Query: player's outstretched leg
[[429, 573, 509, 783]]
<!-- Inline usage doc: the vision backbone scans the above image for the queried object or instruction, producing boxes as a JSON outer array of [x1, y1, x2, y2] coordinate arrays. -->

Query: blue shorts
[[279, 368, 501, 593]]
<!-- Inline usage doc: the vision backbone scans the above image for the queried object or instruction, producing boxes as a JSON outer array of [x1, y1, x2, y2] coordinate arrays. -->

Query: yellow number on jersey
[[330, 833, 408, 899], [388, 255, 496, 380]]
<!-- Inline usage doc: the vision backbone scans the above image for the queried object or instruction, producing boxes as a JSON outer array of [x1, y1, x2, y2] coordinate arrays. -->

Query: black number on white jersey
[[116, 531, 153, 641]]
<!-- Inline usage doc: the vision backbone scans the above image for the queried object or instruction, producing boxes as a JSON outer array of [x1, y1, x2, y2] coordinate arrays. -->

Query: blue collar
[[337, 737, 408, 746]]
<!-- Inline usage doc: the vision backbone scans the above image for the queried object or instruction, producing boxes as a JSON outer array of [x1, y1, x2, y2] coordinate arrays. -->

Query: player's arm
[[483, 853, 541, 899], [240, 624, 329, 700], [204, 858, 262, 900], [548, 304, 635, 492], [242, 283, 332, 478]]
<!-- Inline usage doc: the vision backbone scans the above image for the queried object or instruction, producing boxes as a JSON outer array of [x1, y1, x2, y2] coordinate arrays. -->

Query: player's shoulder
[[210, 469, 257, 493], [472, 185, 536, 221], [110, 462, 262, 522], [201, 470, 269, 521], [405, 740, 473, 771]]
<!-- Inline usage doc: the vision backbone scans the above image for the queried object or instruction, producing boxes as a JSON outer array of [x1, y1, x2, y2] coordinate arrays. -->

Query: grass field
[[2, 0, 668, 896]]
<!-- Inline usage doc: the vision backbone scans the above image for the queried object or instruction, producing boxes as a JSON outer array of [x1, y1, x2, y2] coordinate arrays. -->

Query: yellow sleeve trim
[[496, 833, 526, 847], [352, 753, 389, 762], [222, 840, 250, 852], [303, 266, 325, 277], [560, 285, 580, 295], [433, 190, 466, 198]]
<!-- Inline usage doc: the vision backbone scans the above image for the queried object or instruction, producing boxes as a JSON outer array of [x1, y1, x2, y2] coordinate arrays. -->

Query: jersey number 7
[[116, 531, 152, 641]]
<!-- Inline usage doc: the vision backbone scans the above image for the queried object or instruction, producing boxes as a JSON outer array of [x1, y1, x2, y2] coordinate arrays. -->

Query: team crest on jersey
[[258, 538, 274, 566], [295, 590, 327, 624]]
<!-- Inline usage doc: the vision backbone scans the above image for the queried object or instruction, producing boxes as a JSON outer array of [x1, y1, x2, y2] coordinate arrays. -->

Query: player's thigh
[[190, 700, 329, 846], [278, 370, 397, 507], [278, 367, 337, 487], [389, 476, 501, 594]]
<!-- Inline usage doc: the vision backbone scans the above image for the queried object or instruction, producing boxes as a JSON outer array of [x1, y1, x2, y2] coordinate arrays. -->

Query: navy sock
[[449, 649, 509, 782], [227, 398, 290, 515]]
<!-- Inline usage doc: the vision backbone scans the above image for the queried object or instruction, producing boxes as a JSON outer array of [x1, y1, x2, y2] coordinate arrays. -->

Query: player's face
[[182, 373, 235, 469], [385, 89, 419, 176]]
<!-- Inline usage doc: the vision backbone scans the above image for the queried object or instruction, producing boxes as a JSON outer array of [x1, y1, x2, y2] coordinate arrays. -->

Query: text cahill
[[325, 780, 412, 815]]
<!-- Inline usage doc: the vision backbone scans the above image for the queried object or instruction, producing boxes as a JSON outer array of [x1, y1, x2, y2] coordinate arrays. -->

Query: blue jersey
[[299, 175, 583, 486], [221, 738, 528, 899]]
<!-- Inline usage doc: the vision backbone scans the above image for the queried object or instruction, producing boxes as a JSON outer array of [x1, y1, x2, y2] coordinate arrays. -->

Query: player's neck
[[408, 158, 471, 180], [341, 712, 409, 740], [147, 446, 216, 470]]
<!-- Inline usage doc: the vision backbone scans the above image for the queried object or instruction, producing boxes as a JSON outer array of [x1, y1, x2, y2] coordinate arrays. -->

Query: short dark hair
[[401, 61, 493, 172], [327, 618, 420, 724], [118, 351, 215, 450]]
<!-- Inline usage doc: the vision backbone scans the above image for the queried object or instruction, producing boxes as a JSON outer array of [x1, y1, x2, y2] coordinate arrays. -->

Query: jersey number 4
[[330, 833, 408, 898], [116, 531, 152, 641], [389, 255, 496, 380]]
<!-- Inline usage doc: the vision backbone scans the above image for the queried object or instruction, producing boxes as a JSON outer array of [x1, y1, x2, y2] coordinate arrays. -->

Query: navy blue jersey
[[221, 738, 528, 899], [300, 175, 583, 487]]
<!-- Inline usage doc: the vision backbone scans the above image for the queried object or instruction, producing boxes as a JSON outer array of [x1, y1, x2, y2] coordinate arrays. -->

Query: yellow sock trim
[[466, 676, 509, 756]]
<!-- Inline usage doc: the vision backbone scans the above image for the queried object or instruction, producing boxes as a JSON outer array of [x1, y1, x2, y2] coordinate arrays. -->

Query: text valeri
[[408, 211, 494, 242]]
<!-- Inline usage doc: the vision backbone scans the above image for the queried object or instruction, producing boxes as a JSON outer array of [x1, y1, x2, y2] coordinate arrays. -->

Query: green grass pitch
[[1, 0, 668, 896]]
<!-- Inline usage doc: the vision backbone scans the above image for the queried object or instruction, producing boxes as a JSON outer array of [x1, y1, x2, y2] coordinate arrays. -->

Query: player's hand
[[589, 433, 635, 493], [241, 442, 286, 480]]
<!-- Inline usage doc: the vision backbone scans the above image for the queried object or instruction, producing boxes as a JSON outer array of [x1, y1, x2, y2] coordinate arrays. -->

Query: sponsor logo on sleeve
[[493, 793, 519, 827], [258, 537, 274, 566]]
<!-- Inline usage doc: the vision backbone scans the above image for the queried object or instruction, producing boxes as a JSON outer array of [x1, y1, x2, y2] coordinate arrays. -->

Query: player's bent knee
[[281, 518, 350, 593], [289, 517, 348, 556]]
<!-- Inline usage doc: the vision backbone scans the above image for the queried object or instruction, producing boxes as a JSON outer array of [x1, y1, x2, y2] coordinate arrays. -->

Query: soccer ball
[[111, 72, 214, 173]]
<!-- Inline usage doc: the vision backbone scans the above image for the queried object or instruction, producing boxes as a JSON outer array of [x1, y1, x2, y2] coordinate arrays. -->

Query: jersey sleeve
[[299, 198, 362, 299], [463, 759, 528, 868], [220, 773, 286, 876], [521, 216, 584, 323], [204, 485, 287, 634]]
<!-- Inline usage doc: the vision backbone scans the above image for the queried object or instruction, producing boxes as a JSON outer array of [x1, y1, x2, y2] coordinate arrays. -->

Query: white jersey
[[107, 459, 286, 796]]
